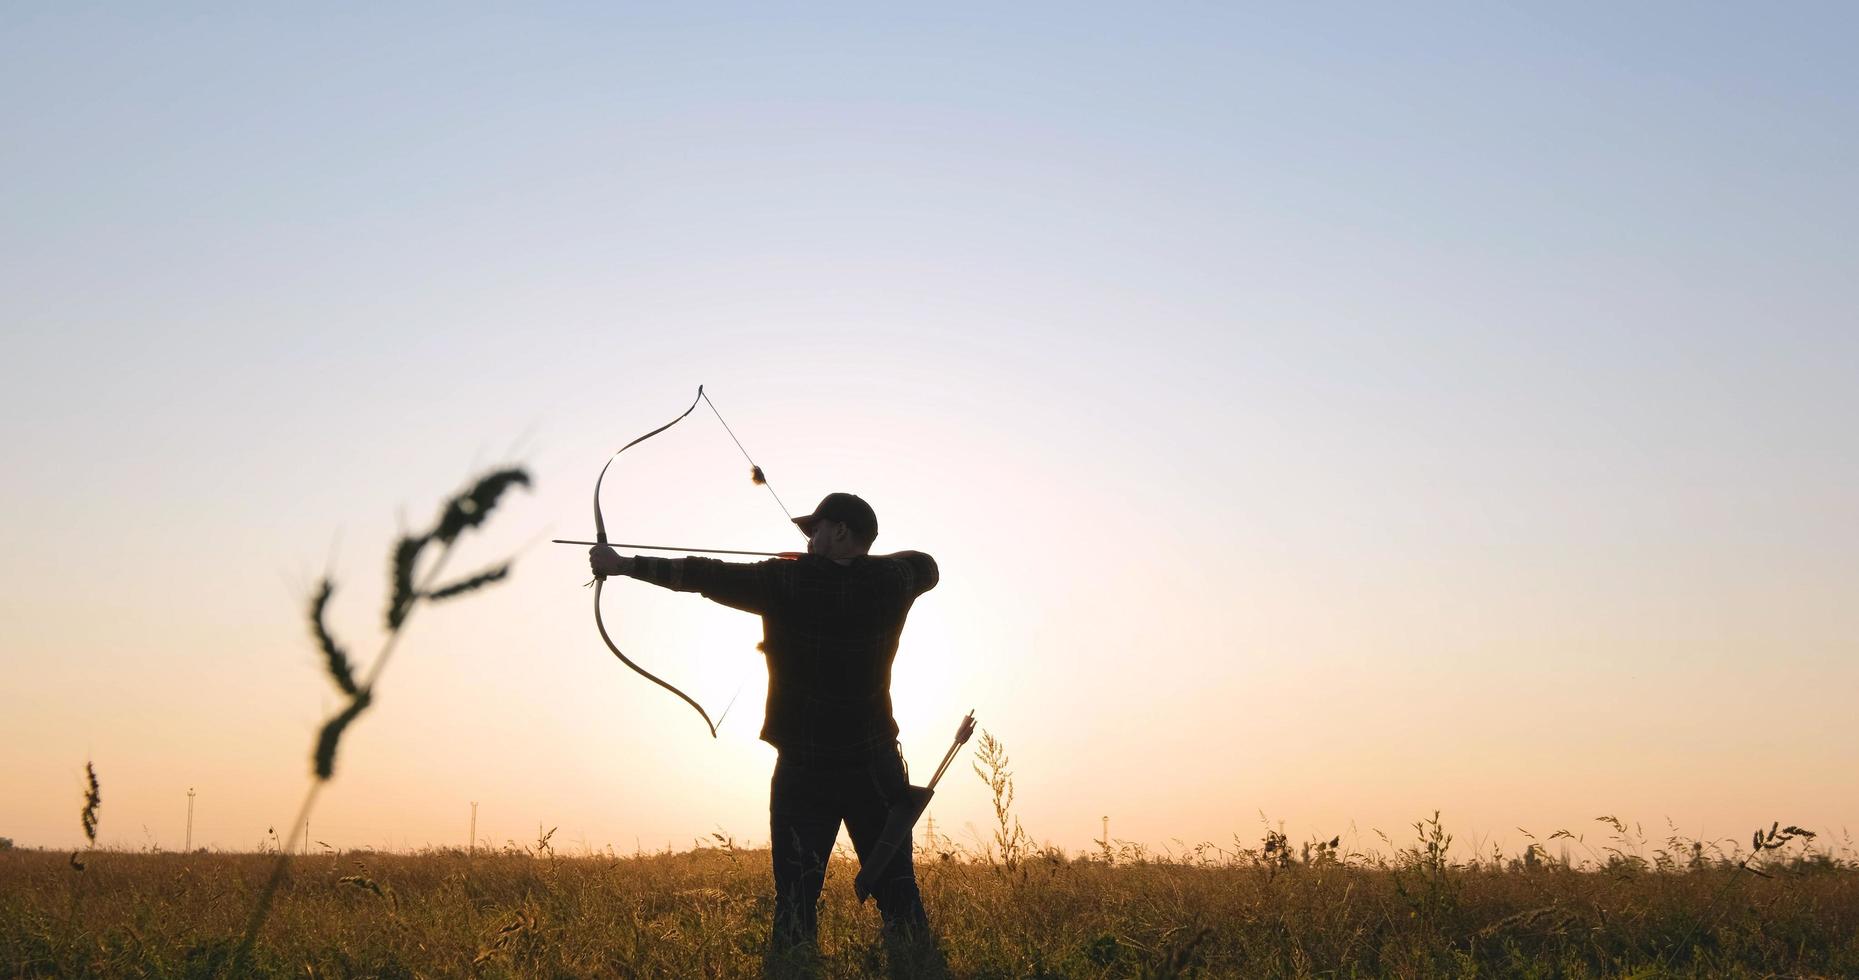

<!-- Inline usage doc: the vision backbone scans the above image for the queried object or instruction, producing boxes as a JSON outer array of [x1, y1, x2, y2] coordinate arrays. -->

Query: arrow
[[855, 710, 978, 902], [553, 539, 803, 559]]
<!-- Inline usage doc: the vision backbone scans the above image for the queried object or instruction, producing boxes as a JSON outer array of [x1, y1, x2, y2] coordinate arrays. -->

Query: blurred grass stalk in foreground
[[232, 465, 530, 970]]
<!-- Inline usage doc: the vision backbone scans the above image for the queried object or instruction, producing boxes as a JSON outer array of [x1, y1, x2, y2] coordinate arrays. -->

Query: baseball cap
[[793, 492, 878, 543]]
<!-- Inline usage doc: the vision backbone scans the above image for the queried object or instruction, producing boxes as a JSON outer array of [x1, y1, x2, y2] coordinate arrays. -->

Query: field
[[9, 480, 1852, 977], [5, 818, 1857, 979]]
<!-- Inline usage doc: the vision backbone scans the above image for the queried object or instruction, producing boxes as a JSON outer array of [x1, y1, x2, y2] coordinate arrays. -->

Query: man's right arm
[[880, 550, 939, 596]]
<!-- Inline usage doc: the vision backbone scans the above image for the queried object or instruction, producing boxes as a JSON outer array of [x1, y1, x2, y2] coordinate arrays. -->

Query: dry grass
[[4, 819, 1856, 978]]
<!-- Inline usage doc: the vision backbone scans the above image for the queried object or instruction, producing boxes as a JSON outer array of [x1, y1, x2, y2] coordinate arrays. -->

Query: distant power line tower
[[469, 802, 478, 857], [185, 788, 195, 852]]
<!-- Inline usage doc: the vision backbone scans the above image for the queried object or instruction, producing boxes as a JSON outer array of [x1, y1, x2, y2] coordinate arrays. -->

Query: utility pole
[[469, 802, 478, 857], [184, 788, 196, 852]]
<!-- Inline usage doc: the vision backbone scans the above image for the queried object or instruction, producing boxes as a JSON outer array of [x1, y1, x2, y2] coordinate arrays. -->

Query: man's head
[[794, 492, 878, 559]]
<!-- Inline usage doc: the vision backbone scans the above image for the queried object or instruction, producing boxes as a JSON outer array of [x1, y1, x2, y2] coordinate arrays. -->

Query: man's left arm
[[588, 547, 779, 614]]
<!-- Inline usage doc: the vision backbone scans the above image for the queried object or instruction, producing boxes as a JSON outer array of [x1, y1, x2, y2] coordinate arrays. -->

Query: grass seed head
[[386, 534, 428, 630], [431, 468, 530, 545], [424, 563, 512, 601], [310, 578, 359, 697], [313, 692, 373, 780], [79, 761, 101, 844]]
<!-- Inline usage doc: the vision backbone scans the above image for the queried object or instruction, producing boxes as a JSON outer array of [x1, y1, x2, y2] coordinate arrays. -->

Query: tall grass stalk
[[1662, 820, 1818, 968], [230, 466, 528, 971], [64, 761, 101, 946], [971, 730, 1033, 875]]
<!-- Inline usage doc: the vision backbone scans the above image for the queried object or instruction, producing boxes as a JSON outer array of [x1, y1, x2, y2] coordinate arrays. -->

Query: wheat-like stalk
[[229, 465, 529, 973], [1663, 820, 1819, 967], [77, 762, 100, 850], [972, 730, 1032, 874]]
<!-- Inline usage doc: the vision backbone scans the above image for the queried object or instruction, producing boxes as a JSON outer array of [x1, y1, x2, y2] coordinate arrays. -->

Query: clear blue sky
[[2, 4, 1854, 854]]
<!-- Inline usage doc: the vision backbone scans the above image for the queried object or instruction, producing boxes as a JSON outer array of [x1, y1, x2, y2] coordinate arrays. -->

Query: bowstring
[[698, 387, 795, 735], [700, 389, 796, 523]]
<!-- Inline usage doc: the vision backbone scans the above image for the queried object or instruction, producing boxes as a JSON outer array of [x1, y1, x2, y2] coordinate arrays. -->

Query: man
[[588, 492, 940, 957]]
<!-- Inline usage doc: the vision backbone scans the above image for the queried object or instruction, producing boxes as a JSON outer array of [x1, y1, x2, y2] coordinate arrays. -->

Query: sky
[[2, 3, 1855, 860]]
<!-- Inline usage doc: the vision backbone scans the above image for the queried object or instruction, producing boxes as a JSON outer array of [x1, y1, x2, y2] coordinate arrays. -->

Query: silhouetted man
[[589, 492, 941, 970]]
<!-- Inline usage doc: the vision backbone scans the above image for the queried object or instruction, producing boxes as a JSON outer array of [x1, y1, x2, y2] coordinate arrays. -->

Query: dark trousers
[[769, 743, 929, 949]]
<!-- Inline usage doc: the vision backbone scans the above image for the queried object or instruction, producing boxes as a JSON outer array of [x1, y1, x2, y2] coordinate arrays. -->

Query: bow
[[586, 385, 792, 737]]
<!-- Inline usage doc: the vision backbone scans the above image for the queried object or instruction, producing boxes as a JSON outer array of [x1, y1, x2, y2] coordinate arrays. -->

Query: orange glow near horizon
[[3, 5, 1855, 864]]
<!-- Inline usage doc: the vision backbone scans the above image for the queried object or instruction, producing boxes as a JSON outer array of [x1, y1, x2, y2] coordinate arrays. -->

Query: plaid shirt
[[626, 552, 939, 755]]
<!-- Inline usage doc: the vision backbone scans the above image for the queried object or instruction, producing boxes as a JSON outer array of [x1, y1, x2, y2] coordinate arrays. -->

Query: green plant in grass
[[972, 729, 1033, 875]]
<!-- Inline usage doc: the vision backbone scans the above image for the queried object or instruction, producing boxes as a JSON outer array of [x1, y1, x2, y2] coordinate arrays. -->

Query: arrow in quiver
[[855, 710, 977, 903]]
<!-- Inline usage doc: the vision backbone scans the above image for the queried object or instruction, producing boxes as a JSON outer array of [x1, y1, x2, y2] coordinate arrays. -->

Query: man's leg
[[769, 754, 841, 954], [844, 746, 947, 979], [843, 746, 930, 934]]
